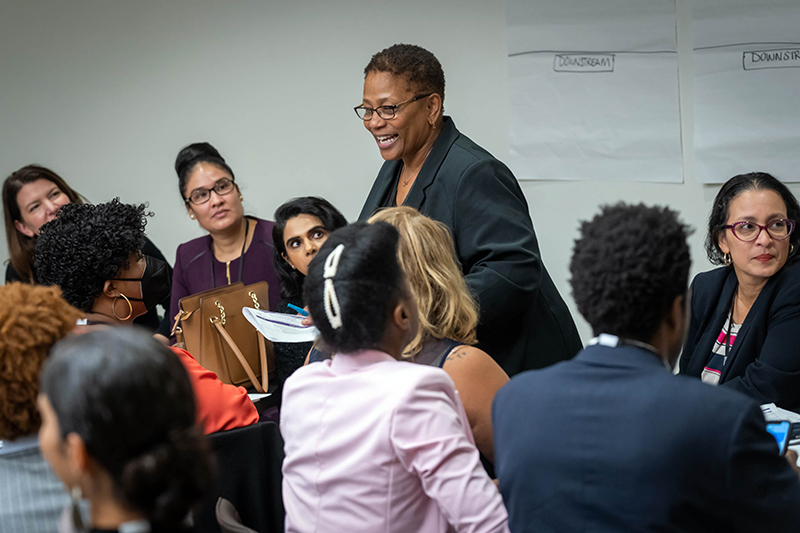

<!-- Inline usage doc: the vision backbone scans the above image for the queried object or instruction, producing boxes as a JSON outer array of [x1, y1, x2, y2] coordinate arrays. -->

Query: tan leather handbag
[[171, 281, 274, 392]]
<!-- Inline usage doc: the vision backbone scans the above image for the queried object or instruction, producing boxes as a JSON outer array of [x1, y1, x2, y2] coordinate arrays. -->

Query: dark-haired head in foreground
[[303, 222, 418, 356], [273, 196, 348, 301], [38, 328, 214, 531], [570, 203, 692, 364]]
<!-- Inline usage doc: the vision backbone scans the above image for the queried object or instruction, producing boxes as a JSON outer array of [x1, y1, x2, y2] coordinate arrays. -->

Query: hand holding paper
[[243, 307, 319, 343]]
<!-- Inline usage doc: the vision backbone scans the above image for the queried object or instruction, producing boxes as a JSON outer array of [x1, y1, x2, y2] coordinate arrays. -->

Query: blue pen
[[287, 303, 309, 316]]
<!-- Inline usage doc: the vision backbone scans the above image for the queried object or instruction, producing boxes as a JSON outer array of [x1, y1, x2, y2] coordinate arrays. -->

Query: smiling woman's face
[[184, 163, 243, 234], [361, 71, 436, 163], [282, 214, 331, 275], [14, 179, 71, 237]]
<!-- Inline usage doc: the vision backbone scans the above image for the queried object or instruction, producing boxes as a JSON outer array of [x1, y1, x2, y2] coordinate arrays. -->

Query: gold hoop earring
[[113, 294, 133, 321], [723, 252, 732, 267]]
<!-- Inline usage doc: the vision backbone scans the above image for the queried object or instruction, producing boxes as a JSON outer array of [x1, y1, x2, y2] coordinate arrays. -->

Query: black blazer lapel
[[401, 116, 460, 209], [358, 160, 401, 220], [689, 273, 738, 376], [721, 274, 779, 382]]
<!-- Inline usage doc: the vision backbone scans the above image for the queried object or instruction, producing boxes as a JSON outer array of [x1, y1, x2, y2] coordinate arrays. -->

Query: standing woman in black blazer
[[681, 172, 800, 410], [356, 44, 581, 376]]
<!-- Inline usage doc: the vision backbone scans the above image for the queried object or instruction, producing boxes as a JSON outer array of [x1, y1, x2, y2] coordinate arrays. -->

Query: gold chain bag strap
[[171, 281, 274, 392]]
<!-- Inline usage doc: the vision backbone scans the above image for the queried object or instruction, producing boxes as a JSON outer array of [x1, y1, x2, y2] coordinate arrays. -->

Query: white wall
[[3, 0, 799, 342]]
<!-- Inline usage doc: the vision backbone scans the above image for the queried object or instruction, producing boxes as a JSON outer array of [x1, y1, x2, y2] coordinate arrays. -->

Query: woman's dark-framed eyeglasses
[[185, 177, 236, 205], [354, 93, 433, 121], [723, 219, 796, 242]]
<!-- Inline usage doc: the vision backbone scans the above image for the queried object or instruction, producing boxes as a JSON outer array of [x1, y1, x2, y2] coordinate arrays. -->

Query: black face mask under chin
[[111, 255, 171, 311]]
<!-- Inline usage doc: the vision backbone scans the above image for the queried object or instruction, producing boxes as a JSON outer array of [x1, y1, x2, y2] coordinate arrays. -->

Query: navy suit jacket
[[493, 344, 800, 533], [359, 116, 581, 376], [680, 262, 800, 410]]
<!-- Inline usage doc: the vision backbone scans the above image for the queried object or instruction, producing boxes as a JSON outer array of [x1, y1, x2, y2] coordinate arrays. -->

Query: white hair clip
[[323, 244, 345, 329]]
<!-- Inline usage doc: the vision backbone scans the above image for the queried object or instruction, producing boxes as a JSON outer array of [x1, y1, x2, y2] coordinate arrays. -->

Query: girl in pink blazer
[[280, 222, 509, 533]]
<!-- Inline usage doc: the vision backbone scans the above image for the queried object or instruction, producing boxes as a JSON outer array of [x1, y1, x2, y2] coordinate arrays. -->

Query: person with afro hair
[[493, 202, 800, 532], [0, 283, 82, 532], [35, 199, 258, 435]]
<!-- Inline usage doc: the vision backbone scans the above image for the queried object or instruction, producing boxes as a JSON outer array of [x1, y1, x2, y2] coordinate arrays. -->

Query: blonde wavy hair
[[368, 207, 478, 356]]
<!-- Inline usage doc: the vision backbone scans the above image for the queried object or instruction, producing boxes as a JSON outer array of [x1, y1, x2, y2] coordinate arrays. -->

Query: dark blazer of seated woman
[[680, 172, 800, 411], [681, 261, 800, 410]]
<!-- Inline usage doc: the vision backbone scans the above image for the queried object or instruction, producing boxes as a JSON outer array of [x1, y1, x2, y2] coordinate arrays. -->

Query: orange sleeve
[[170, 347, 260, 434]]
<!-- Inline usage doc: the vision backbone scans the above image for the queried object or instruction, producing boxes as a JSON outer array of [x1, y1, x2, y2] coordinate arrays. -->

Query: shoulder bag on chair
[[172, 281, 275, 393]]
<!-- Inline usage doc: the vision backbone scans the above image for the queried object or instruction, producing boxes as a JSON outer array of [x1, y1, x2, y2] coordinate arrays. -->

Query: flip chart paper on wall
[[506, 0, 683, 183], [693, 0, 800, 184]]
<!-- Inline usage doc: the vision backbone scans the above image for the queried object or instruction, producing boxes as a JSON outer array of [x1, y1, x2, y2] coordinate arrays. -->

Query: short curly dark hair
[[365, 44, 445, 103], [705, 172, 800, 266], [35, 199, 150, 312], [570, 203, 692, 342]]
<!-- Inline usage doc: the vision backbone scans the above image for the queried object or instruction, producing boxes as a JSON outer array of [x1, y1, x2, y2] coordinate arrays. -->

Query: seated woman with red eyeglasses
[[681, 172, 800, 411]]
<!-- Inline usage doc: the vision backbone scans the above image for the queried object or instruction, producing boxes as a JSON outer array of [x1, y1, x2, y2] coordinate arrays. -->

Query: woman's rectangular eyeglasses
[[354, 93, 433, 121], [185, 177, 236, 205], [723, 219, 796, 242]]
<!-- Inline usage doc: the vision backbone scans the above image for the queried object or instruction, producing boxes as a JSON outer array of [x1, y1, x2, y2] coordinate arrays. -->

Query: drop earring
[[71, 485, 85, 532]]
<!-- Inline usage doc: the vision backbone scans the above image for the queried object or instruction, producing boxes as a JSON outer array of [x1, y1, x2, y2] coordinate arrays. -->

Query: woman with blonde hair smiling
[[369, 206, 509, 467]]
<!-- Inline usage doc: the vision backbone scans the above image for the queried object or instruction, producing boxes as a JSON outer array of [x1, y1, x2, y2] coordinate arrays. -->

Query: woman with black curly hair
[[38, 328, 214, 532], [2, 165, 173, 336], [681, 172, 800, 410], [271, 196, 347, 383], [36, 199, 259, 435]]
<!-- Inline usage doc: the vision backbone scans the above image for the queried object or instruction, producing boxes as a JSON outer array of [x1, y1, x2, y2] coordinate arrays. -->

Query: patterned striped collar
[[0, 433, 39, 455]]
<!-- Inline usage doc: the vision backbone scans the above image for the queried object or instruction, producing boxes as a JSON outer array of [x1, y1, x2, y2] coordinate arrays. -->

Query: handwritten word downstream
[[743, 48, 800, 71], [553, 54, 615, 73]]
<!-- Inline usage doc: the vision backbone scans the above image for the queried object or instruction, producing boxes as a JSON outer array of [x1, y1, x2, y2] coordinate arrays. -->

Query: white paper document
[[693, 0, 800, 183], [243, 308, 319, 343], [248, 393, 272, 402], [505, 0, 683, 182]]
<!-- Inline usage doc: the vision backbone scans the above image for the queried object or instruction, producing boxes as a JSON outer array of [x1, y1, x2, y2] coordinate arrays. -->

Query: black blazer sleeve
[[451, 157, 543, 329], [724, 267, 800, 408]]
